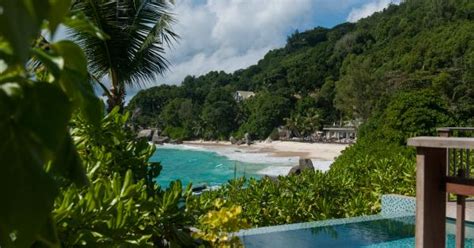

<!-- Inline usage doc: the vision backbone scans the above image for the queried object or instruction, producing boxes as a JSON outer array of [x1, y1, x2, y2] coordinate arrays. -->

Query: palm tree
[[68, 0, 178, 112]]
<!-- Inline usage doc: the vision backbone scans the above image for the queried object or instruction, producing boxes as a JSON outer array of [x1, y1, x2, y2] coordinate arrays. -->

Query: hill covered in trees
[[128, 0, 474, 141]]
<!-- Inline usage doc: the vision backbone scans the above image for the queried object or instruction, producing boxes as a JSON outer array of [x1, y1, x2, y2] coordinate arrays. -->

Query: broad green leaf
[[51, 41, 87, 76], [0, 83, 60, 246], [0, 83, 78, 244], [31, 47, 63, 79], [50, 134, 88, 186], [0, 38, 14, 68], [0, 0, 50, 63], [48, 0, 72, 34], [51, 40, 104, 125], [18, 82, 72, 152], [36, 216, 60, 248], [121, 170, 133, 196]]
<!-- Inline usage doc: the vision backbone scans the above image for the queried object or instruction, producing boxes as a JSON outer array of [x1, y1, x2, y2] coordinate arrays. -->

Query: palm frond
[[67, 0, 178, 89]]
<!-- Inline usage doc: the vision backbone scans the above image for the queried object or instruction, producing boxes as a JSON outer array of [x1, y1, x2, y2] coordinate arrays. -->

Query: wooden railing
[[408, 136, 474, 248], [437, 127, 474, 138]]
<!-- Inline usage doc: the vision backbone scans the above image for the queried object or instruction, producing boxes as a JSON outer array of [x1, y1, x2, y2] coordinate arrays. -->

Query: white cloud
[[53, 0, 405, 99], [346, 0, 401, 22], [158, 0, 316, 85], [134, 0, 401, 90]]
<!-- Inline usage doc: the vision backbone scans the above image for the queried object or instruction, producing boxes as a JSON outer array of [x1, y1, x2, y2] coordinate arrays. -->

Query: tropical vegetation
[[69, 0, 178, 112], [1, 0, 104, 245], [2, 0, 474, 247], [0, 1, 234, 247], [129, 0, 474, 141]]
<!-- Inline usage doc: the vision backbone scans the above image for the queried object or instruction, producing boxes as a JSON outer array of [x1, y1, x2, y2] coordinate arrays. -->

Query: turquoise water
[[241, 216, 474, 247], [150, 147, 269, 188]]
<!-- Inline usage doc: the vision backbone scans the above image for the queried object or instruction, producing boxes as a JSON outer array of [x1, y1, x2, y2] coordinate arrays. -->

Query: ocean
[[150, 144, 334, 188], [150, 145, 277, 188]]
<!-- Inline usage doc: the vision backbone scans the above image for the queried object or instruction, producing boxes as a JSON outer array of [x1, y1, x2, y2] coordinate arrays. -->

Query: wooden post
[[437, 127, 451, 137], [415, 147, 447, 248], [456, 195, 466, 248], [437, 128, 451, 202]]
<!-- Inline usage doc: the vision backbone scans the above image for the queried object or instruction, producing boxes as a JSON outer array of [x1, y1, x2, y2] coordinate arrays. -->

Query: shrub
[[189, 139, 416, 227], [269, 128, 280, 140], [193, 199, 248, 247], [164, 126, 191, 140]]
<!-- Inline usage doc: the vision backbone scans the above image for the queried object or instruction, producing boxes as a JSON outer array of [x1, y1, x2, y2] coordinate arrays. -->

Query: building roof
[[235, 91, 255, 99], [323, 127, 356, 131]]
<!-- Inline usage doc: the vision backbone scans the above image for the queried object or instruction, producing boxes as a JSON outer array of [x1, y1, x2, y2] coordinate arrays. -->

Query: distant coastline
[[182, 140, 348, 160]]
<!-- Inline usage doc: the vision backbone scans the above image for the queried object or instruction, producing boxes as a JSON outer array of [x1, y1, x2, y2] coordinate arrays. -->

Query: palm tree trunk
[[106, 68, 125, 113]]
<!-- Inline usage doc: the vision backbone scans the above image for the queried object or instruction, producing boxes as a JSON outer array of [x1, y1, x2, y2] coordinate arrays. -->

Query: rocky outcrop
[[278, 126, 291, 140], [244, 133, 252, 145], [152, 135, 169, 144], [229, 136, 237, 145], [137, 129, 154, 140], [169, 139, 183, 144], [299, 158, 314, 170], [288, 158, 314, 175]]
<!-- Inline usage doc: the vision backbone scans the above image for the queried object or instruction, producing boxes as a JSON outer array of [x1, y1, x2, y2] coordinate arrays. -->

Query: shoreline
[[182, 140, 349, 161], [158, 140, 350, 176]]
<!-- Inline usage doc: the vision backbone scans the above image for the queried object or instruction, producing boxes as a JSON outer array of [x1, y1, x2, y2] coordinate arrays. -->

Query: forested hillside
[[128, 0, 474, 141]]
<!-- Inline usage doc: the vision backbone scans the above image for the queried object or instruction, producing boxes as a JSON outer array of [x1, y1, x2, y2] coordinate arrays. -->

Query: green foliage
[[205, 88, 241, 139], [1, 1, 248, 247], [239, 93, 292, 139], [164, 126, 191, 140], [68, 0, 178, 111], [0, 1, 104, 246], [128, 85, 184, 127], [54, 171, 196, 247], [285, 108, 321, 137], [269, 128, 280, 140], [158, 97, 197, 139], [190, 140, 415, 227], [193, 199, 248, 247], [72, 107, 161, 192], [335, 56, 382, 120], [53, 109, 198, 247], [359, 89, 454, 144]]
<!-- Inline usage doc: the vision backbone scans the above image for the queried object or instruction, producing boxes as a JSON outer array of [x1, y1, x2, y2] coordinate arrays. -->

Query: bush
[[269, 128, 280, 140], [71, 108, 161, 192], [54, 172, 196, 247], [164, 126, 191, 140], [189, 139, 416, 227], [53, 109, 198, 247], [359, 89, 454, 144], [193, 199, 248, 247]]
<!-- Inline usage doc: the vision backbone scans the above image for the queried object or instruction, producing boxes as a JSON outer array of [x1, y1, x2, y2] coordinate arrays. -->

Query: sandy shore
[[183, 140, 348, 161], [159, 141, 349, 176]]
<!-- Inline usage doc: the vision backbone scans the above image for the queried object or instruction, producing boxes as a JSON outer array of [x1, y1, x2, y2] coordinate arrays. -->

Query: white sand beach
[[172, 140, 350, 176], [183, 140, 348, 160]]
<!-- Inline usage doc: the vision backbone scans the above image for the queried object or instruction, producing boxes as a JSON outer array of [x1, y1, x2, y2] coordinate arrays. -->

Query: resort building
[[234, 90, 256, 102], [322, 126, 356, 142]]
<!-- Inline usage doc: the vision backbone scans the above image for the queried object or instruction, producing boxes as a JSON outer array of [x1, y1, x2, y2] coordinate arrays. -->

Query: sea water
[[150, 145, 275, 188]]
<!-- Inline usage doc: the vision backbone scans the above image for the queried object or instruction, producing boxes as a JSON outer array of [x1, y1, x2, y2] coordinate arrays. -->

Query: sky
[[121, 0, 402, 100]]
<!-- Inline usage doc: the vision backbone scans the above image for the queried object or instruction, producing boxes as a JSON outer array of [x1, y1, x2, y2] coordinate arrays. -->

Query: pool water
[[241, 216, 474, 247], [150, 147, 269, 188]]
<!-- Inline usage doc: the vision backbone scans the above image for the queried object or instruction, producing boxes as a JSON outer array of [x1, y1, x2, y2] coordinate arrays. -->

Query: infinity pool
[[239, 215, 474, 247]]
